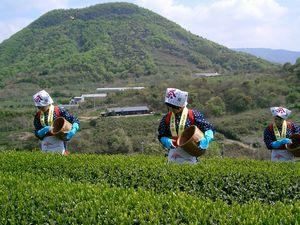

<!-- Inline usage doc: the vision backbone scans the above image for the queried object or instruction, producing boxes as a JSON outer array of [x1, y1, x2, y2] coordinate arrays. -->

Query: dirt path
[[78, 116, 99, 121], [221, 139, 256, 151]]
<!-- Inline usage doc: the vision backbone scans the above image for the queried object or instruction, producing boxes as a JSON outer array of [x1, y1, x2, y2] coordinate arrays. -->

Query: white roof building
[[59, 104, 79, 109], [96, 87, 145, 92], [103, 106, 150, 116], [81, 93, 107, 98], [192, 72, 220, 77]]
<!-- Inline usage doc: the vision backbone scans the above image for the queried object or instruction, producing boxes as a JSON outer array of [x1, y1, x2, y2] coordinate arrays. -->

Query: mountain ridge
[[0, 2, 277, 86], [233, 48, 300, 64]]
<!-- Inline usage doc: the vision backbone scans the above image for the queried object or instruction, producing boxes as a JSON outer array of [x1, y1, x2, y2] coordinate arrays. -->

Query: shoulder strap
[[36, 111, 41, 118], [268, 122, 294, 134], [188, 109, 195, 125], [36, 106, 60, 118], [269, 122, 294, 130], [268, 123, 273, 132], [165, 109, 195, 125], [54, 106, 60, 117], [287, 121, 294, 132], [165, 112, 172, 125]]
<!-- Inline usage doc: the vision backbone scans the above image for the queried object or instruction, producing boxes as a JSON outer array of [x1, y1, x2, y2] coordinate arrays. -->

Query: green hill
[[0, 2, 299, 154], [0, 2, 277, 86]]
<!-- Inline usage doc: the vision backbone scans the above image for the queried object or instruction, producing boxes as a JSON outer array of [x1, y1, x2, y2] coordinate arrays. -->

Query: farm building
[[192, 72, 220, 78], [81, 93, 107, 98], [70, 96, 84, 104], [102, 106, 150, 116], [69, 94, 107, 105], [59, 104, 79, 109], [96, 87, 145, 93]]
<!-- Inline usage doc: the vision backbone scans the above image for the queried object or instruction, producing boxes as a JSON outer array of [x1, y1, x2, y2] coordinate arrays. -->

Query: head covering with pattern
[[165, 88, 188, 107], [33, 90, 54, 107], [270, 107, 291, 120]]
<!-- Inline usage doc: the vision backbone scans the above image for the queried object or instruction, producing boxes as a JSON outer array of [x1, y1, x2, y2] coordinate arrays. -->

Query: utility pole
[[141, 141, 144, 153], [93, 97, 95, 109]]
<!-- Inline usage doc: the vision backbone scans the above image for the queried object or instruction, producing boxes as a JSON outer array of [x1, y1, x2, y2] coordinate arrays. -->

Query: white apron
[[271, 150, 294, 162], [167, 147, 198, 164], [41, 136, 66, 154]]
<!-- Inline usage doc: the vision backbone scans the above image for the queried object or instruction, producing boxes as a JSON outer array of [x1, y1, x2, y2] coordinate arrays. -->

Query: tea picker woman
[[263, 107, 300, 162], [33, 90, 80, 155], [158, 88, 215, 164]]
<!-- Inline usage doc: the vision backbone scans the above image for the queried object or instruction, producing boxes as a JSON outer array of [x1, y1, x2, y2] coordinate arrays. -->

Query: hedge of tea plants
[[0, 151, 299, 224]]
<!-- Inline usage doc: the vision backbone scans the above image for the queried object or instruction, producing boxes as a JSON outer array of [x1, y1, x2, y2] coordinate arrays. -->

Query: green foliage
[[106, 128, 133, 154], [0, 151, 299, 224], [211, 108, 270, 141], [224, 88, 253, 112], [0, 168, 299, 224], [286, 92, 300, 104], [203, 141, 222, 157], [0, 152, 299, 204], [0, 3, 299, 159], [205, 96, 226, 116], [282, 62, 293, 72], [283, 57, 300, 80], [294, 58, 300, 79], [0, 3, 277, 86]]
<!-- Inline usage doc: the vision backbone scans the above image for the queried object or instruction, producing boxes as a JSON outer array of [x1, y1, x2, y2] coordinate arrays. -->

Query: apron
[[271, 150, 294, 162], [41, 136, 66, 154], [167, 147, 198, 164], [271, 121, 294, 162], [167, 107, 198, 164]]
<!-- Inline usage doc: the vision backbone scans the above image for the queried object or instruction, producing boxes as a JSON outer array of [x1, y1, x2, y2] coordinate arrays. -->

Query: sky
[[0, 0, 300, 51]]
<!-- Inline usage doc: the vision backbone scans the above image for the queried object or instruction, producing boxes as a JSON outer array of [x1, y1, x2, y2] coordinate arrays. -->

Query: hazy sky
[[0, 0, 299, 51]]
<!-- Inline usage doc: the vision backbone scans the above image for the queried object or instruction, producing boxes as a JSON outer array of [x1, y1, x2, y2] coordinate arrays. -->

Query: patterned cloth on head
[[270, 107, 291, 120], [33, 90, 54, 107], [165, 88, 188, 107]]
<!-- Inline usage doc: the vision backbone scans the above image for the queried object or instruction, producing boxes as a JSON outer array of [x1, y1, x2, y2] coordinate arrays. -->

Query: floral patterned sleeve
[[192, 110, 215, 133], [58, 107, 80, 125], [264, 122, 300, 150], [292, 122, 300, 134], [33, 106, 79, 139], [33, 113, 43, 139], [157, 114, 171, 141], [263, 127, 274, 150]]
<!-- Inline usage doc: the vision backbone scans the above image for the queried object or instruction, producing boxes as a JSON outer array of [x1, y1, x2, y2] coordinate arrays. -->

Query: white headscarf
[[165, 88, 188, 107], [33, 90, 54, 107], [270, 107, 291, 120]]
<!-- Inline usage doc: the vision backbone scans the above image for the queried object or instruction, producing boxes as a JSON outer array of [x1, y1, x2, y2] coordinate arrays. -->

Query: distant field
[[0, 151, 299, 224]]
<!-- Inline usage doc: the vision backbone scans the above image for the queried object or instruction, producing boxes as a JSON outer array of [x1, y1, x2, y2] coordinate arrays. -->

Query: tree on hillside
[[294, 58, 300, 79], [205, 96, 226, 116], [107, 128, 133, 154], [224, 88, 253, 113]]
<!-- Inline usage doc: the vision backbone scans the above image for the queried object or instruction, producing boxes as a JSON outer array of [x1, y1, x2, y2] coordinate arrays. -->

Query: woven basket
[[177, 125, 205, 157], [52, 117, 72, 141], [286, 133, 300, 157]]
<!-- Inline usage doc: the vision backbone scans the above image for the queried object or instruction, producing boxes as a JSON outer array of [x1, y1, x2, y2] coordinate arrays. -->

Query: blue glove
[[271, 138, 291, 149], [199, 130, 214, 150], [37, 126, 51, 138], [66, 123, 79, 140], [160, 137, 173, 150], [281, 138, 291, 145]]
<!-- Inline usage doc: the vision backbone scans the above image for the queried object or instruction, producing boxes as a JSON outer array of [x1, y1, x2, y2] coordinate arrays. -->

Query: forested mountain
[[0, 2, 276, 86], [1, 2, 299, 154], [233, 48, 300, 64]]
